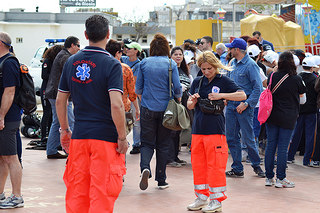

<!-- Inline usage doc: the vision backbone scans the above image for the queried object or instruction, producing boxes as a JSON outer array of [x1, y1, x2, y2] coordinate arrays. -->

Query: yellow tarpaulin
[[240, 14, 305, 52], [284, 21, 305, 50]]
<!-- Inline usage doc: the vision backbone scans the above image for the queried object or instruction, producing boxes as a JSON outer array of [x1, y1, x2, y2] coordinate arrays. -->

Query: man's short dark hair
[[64, 36, 79, 48], [202, 36, 213, 47], [302, 66, 312, 71], [253, 31, 261, 37], [85, 15, 109, 43]]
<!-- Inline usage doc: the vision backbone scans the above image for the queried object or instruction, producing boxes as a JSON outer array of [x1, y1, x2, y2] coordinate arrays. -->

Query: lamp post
[[215, 7, 226, 43], [302, 1, 314, 55]]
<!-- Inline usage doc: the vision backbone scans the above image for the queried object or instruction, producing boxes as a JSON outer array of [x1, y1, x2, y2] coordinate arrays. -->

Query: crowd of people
[[0, 15, 320, 212]]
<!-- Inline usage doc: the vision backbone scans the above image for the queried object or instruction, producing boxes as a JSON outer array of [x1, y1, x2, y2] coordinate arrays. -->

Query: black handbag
[[196, 76, 225, 115]]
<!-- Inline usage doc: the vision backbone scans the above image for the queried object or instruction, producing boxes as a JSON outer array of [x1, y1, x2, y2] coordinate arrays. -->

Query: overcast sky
[[1, 0, 186, 20]]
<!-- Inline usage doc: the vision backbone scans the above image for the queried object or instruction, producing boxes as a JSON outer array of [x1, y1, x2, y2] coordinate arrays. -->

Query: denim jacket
[[227, 54, 262, 107], [135, 56, 182, 112]]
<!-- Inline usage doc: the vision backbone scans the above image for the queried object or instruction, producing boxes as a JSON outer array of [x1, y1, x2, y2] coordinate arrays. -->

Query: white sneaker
[[275, 178, 295, 188], [0, 194, 24, 209], [310, 161, 320, 168], [0, 193, 5, 203], [202, 200, 222, 212], [265, 178, 274, 186], [187, 197, 208, 211]]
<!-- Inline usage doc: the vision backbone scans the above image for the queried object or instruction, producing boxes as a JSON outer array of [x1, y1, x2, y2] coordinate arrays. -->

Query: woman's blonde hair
[[197, 51, 232, 73]]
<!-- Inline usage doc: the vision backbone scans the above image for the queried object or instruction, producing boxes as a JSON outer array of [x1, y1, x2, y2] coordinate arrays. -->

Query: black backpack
[[0, 55, 37, 114]]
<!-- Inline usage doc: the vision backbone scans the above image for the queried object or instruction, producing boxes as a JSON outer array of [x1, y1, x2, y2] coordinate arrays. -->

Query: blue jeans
[[288, 113, 317, 165], [140, 107, 172, 183], [131, 100, 141, 148], [226, 103, 261, 173], [253, 107, 261, 139], [46, 99, 74, 155], [265, 123, 293, 180]]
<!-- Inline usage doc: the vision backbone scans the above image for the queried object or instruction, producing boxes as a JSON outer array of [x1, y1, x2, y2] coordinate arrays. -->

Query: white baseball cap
[[247, 45, 261, 58], [293, 54, 300, 66], [305, 52, 313, 57], [264, 50, 279, 64], [302, 57, 319, 68], [311, 55, 320, 66], [184, 50, 195, 64]]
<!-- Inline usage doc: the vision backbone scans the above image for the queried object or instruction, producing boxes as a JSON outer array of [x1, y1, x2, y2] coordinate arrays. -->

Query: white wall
[[0, 22, 114, 65]]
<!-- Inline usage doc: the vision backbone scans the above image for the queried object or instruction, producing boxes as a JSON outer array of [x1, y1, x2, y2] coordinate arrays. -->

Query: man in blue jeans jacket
[[225, 38, 265, 178]]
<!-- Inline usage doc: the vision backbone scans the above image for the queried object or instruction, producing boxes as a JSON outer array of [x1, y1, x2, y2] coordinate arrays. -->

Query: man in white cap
[[288, 57, 319, 167], [263, 50, 279, 75]]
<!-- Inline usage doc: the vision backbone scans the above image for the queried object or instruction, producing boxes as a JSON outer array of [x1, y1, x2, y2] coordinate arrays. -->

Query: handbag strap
[[168, 59, 172, 98], [271, 73, 289, 93], [195, 76, 204, 94], [267, 72, 274, 90]]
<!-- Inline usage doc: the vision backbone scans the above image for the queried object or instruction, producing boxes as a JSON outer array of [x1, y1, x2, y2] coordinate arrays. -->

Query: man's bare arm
[[109, 91, 128, 154], [0, 86, 15, 130]]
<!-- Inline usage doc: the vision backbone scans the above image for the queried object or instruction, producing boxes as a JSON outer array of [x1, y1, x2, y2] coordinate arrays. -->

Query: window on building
[[142, 35, 147, 43], [130, 35, 136, 41], [16, 37, 23, 43], [116, 35, 122, 41]]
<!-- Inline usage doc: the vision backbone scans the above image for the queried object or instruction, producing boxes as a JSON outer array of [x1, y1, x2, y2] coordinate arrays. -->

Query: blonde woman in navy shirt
[[187, 51, 246, 212]]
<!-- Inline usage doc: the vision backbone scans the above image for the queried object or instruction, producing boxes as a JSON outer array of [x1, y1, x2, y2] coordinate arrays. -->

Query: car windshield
[[34, 47, 46, 60]]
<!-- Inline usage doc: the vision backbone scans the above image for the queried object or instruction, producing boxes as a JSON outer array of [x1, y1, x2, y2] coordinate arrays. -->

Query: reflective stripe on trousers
[[191, 134, 228, 202]]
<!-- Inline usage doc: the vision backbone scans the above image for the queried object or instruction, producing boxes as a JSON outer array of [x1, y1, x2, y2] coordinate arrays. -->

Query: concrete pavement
[[3, 132, 320, 213]]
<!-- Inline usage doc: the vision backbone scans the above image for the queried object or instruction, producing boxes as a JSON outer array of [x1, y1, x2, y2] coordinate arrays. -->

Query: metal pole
[[217, 17, 220, 42], [307, 0, 314, 55], [233, 3, 236, 36], [244, 0, 247, 14]]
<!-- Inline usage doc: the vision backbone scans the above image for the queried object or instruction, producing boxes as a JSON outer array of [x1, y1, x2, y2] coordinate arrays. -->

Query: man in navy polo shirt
[[225, 38, 265, 178], [0, 32, 24, 209], [56, 15, 128, 213]]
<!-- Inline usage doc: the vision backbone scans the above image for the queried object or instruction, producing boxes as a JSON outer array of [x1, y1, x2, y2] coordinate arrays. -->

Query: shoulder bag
[[196, 76, 225, 115], [162, 59, 190, 131], [258, 72, 289, 125]]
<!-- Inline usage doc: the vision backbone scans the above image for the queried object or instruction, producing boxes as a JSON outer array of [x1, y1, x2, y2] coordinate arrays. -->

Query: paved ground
[[3, 132, 320, 213]]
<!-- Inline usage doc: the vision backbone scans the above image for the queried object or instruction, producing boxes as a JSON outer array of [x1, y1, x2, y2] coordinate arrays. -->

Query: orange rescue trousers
[[191, 134, 228, 202], [63, 139, 126, 213]]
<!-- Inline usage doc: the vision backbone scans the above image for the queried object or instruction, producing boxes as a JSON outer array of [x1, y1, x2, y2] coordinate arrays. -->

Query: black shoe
[[139, 169, 150, 190], [175, 158, 187, 165], [130, 147, 140, 154], [225, 169, 244, 178], [47, 152, 68, 159], [253, 166, 266, 178], [158, 182, 169, 189]]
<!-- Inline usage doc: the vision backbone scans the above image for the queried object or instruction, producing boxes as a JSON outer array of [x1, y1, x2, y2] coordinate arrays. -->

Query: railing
[[274, 44, 320, 55]]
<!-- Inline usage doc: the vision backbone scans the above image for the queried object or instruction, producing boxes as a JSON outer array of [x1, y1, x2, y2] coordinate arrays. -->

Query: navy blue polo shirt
[[58, 46, 123, 143], [189, 75, 241, 135], [0, 53, 20, 122]]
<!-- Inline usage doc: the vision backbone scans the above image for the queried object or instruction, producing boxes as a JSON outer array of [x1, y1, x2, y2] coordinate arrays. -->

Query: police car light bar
[[45, 39, 66, 44]]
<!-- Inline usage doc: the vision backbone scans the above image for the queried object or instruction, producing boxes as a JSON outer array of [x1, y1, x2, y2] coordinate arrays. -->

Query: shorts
[[0, 121, 20, 155]]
